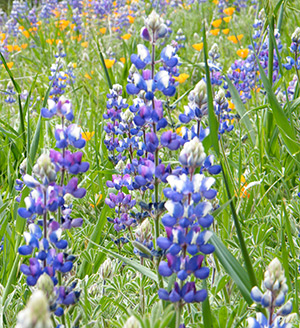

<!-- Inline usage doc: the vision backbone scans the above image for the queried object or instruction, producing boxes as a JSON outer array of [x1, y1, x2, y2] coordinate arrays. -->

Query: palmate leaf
[[96, 243, 158, 283], [210, 234, 252, 305]]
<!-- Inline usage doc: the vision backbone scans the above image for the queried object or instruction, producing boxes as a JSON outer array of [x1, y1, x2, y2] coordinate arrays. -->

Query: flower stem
[[140, 257, 145, 315], [175, 302, 182, 328]]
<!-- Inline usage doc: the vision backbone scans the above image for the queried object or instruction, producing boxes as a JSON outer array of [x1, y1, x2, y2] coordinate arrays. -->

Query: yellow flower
[[90, 194, 103, 208], [120, 57, 126, 64], [55, 39, 63, 45], [174, 73, 189, 84], [13, 45, 21, 51], [100, 27, 106, 34], [121, 33, 131, 40], [227, 100, 235, 110], [192, 42, 203, 51], [236, 48, 249, 58], [211, 19, 222, 28], [210, 29, 220, 36], [46, 39, 54, 45], [176, 127, 182, 136], [213, 0, 219, 4], [105, 59, 115, 68], [23, 30, 30, 38], [128, 15, 135, 24], [223, 7, 235, 16], [81, 41, 88, 48], [222, 28, 230, 35], [227, 34, 243, 44], [223, 16, 232, 23], [3, 62, 14, 69], [21, 44, 28, 49], [0, 33, 5, 42], [6, 45, 14, 52], [82, 131, 95, 141], [84, 73, 92, 80], [72, 63, 77, 68]]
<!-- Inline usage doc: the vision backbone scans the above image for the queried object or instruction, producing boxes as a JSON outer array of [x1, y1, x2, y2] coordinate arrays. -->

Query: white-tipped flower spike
[[264, 257, 286, 291], [121, 109, 135, 123], [36, 273, 56, 304], [145, 11, 163, 31], [99, 258, 113, 280], [292, 27, 300, 43], [15, 290, 52, 328], [123, 316, 141, 328], [178, 137, 206, 168], [33, 153, 56, 184], [190, 80, 207, 108], [136, 219, 152, 242]]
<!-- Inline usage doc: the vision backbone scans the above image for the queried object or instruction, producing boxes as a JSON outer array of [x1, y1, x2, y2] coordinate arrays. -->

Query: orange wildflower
[[128, 15, 135, 24], [222, 29, 230, 35], [223, 16, 232, 23], [121, 33, 131, 40], [82, 131, 95, 141], [211, 19, 222, 28], [21, 44, 28, 49], [223, 7, 235, 16], [236, 48, 249, 58], [23, 30, 30, 38], [81, 41, 88, 48], [174, 73, 189, 83], [104, 59, 115, 68], [99, 27, 106, 34], [192, 43, 203, 51], [6, 45, 14, 52], [210, 29, 220, 36], [90, 194, 103, 208], [120, 57, 126, 64], [227, 100, 235, 110]]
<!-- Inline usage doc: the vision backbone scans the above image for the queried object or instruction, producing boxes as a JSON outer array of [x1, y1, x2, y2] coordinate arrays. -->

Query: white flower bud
[[15, 290, 52, 328], [145, 11, 162, 31], [123, 316, 141, 328], [121, 109, 134, 123], [292, 27, 300, 43], [99, 258, 113, 280], [178, 137, 206, 168]]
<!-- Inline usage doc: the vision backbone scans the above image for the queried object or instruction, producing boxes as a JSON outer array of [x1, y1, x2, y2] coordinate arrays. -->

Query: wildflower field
[[1, 0, 300, 327]]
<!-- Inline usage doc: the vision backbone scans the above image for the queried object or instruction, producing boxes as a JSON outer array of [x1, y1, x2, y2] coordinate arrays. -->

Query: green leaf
[[0, 52, 21, 93], [251, 37, 300, 158], [203, 27, 219, 156], [210, 234, 253, 305], [97, 244, 158, 282], [224, 77, 255, 145]]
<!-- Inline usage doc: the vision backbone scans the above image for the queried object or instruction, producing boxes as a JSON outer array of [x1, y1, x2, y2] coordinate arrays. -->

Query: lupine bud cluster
[[17, 56, 88, 320], [15, 290, 52, 328], [248, 258, 293, 327], [157, 137, 219, 304]]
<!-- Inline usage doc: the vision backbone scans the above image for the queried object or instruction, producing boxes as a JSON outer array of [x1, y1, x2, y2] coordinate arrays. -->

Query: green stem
[[175, 303, 182, 328], [140, 257, 145, 315], [58, 272, 67, 327]]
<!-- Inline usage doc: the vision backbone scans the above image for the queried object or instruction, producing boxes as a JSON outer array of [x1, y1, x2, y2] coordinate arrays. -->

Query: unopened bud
[[16, 290, 52, 328], [292, 27, 300, 43], [123, 316, 141, 328], [178, 137, 206, 168], [99, 258, 113, 280], [36, 273, 54, 298]]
